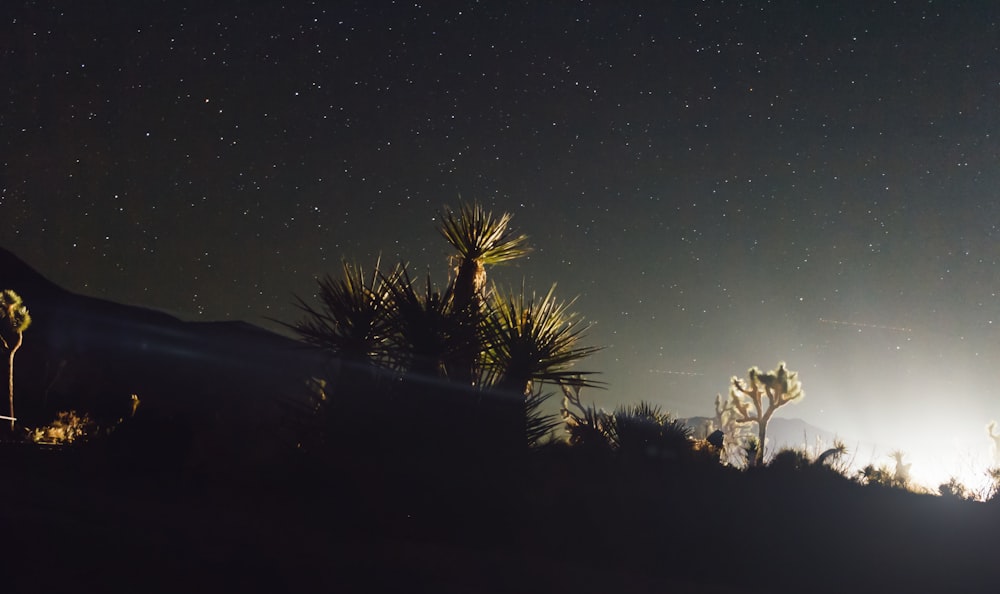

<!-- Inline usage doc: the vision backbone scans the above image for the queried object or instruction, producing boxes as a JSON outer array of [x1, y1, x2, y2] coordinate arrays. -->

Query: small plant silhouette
[[939, 477, 970, 500], [611, 401, 693, 461], [889, 450, 911, 485], [560, 381, 614, 453]]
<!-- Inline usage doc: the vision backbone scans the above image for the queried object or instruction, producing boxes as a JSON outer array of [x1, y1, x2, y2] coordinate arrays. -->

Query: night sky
[[4, 1, 1000, 481]]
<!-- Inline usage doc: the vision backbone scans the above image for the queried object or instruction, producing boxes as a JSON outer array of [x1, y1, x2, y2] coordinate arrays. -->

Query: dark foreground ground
[[1, 439, 998, 594]]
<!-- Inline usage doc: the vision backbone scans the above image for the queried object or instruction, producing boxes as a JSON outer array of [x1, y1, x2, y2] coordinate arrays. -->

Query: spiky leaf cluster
[[439, 202, 532, 268], [481, 284, 602, 395], [287, 203, 601, 451], [525, 388, 560, 448], [611, 401, 693, 458], [560, 381, 614, 452], [380, 269, 465, 377], [288, 260, 398, 366]]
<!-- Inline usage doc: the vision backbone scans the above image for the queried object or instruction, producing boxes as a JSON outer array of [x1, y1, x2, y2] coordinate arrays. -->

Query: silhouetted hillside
[[0, 247, 322, 429]]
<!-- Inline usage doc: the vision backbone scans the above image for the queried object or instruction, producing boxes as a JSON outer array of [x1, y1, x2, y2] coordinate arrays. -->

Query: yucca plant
[[439, 202, 531, 385], [381, 268, 465, 381], [287, 259, 398, 368], [560, 380, 614, 453], [481, 284, 602, 398], [857, 464, 897, 488], [0, 290, 30, 430], [612, 401, 693, 461], [439, 202, 532, 310], [813, 440, 848, 468], [525, 388, 560, 448]]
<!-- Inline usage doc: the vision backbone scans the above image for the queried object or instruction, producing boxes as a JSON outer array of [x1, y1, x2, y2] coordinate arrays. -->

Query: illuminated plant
[[29, 410, 95, 445], [0, 290, 30, 431], [289, 259, 398, 365], [711, 393, 754, 466], [439, 202, 531, 311], [381, 268, 463, 380], [439, 202, 531, 383], [727, 361, 804, 467], [857, 452, 911, 490], [481, 284, 602, 398], [987, 421, 1000, 465], [857, 464, 894, 487], [889, 450, 911, 485]]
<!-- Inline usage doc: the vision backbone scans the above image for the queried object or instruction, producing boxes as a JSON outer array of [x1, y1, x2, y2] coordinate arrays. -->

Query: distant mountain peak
[[0, 246, 67, 302]]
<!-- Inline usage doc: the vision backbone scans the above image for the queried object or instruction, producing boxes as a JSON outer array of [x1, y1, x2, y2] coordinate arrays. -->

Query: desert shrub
[[768, 447, 811, 472], [611, 402, 694, 462], [28, 410, 97, 444], [938, 477, 971, 500], [857, 464, 908, 489]]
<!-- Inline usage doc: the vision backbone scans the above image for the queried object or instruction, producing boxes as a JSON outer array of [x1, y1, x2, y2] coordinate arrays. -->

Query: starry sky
[[4, 1, 1000, 469]]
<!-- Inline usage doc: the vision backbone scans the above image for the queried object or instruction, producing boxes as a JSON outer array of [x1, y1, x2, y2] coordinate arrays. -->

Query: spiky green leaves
[[612, 402, 693, 458], [481, 284, 602, 396], [438, 202, 532, 267], [289, 260, 398, 365], [381, 269, 465, 377]]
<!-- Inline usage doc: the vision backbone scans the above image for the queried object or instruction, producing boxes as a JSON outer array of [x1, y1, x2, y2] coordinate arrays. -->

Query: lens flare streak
[[818, 318, 912, 333]]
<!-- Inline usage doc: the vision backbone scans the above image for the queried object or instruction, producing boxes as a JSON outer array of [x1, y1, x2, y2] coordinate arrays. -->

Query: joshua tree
[[0, 290, 31, 430], [439, 202, 532, 312], [889, 450, 911, 485], [710, 393, 752, 466], [987, 421, 1000, 465], [439, 202, 531, 383], [727, 361, 804, 467]]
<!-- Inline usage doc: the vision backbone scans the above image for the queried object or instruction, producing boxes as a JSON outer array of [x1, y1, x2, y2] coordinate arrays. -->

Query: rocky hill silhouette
[[0, 247, 322, 433]]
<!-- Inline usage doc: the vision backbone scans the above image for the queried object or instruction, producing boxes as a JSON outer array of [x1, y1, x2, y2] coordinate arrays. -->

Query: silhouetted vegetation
[[3, 207, 1000, 593]]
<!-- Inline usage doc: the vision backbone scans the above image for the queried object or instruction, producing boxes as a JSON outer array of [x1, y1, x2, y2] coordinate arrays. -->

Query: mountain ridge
[[0, 246, 321, 427]]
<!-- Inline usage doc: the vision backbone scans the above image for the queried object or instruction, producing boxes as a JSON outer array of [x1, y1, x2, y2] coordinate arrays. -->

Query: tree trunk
[[755, 421, 767, 467], [8, 332, 21, 431], [450, 259, 485, 385]]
